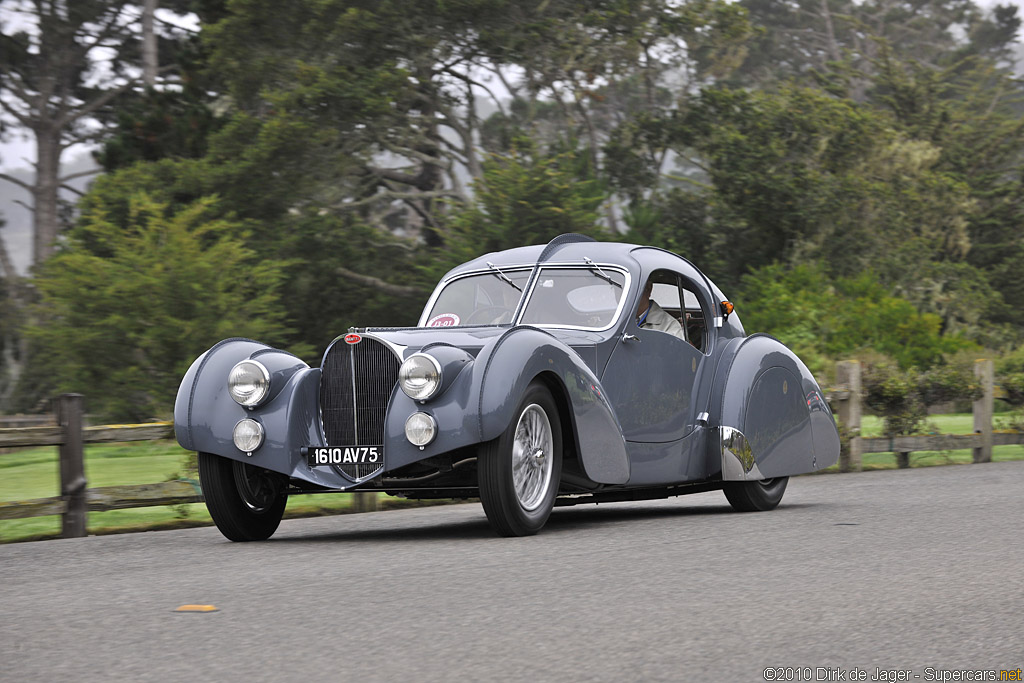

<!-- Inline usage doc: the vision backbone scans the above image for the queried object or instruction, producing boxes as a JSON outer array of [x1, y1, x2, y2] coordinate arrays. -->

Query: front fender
[[475, 327, 630, 485], [709, 334, 839, 480], [173, 338, 342, 484], [380, 327, 629, 483], [175, 338, 271, 451]]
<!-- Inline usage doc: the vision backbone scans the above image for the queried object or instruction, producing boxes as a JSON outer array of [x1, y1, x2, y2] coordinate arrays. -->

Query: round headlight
[[404, 412, 437, 447], [398, 354, 442, 401], [228, 360, 270, 407], [233, 418, 265, 453]]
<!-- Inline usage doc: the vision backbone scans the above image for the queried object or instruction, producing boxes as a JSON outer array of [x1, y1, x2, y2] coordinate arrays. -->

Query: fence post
[[353, 492, 377, 513], [836, 360, 862, 472], [973, 359, 994, 464], [55, 394, 87, 538]]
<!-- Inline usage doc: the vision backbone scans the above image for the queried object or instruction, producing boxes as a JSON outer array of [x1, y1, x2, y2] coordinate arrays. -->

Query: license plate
[[305, 446, 382, 467]]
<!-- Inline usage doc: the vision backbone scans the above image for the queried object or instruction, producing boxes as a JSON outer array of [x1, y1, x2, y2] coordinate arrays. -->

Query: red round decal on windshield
[[427, 313, 460, 328], [344, 333, 362, 344]]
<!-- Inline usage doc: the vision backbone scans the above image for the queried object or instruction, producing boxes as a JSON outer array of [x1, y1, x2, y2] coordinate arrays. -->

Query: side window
[[680, 282, 708, 353], [636, 270, 710, 352], [637, 271, 687, 343]]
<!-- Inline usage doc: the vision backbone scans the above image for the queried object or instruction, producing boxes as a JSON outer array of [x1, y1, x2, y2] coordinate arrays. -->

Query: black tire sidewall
[[198, 452, 287, 541], [479, 382, 563, 535], [723, 476, 789, 512]]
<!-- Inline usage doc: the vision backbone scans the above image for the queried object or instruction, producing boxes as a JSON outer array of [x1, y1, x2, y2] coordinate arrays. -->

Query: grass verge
[[2, 414, 1021, 542], [0, 440, 469, 544]]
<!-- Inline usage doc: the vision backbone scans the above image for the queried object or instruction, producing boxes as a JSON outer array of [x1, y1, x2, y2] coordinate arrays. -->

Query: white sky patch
[[0, 3, 199, 172]]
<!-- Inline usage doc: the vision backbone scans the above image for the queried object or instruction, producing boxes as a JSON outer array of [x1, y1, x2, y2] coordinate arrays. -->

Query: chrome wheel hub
[[233, 460, 280, 514], [511, 404, 554, 511]]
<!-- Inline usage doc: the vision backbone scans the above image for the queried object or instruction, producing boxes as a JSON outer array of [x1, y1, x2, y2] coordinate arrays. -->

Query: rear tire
[[478, 382, 563, 537], [723, 477, 789, 512], [198, 452, 288, 541]]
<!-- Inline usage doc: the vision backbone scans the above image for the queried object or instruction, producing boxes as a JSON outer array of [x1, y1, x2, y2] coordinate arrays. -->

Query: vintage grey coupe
[[174, 234, 840, 540]]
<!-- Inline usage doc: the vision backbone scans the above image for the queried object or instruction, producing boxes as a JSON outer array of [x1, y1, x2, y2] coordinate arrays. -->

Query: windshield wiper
[[486, 262, 522, 292], [584, 257, 622, 288]]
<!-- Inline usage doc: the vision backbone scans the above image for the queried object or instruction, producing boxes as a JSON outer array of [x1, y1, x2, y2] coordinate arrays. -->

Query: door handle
[[621, 333, 640, 343]]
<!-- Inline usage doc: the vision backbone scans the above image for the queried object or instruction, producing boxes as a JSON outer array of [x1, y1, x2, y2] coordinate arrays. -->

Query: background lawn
[[2, 414, 1022, 543], [823, 413, 1024, 471], [0, 440, 427, 543]]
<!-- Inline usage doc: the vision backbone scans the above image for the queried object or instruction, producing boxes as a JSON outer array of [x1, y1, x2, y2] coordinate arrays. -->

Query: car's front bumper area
[[174, 337, 486, 491]]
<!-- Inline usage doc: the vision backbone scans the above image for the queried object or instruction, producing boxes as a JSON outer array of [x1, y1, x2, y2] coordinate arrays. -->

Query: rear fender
[[708, 335, 839, 480]]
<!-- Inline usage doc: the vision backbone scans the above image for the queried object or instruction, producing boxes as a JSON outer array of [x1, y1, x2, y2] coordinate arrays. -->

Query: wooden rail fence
[[830, 359, 1024, 471], [3, 361, 1022, 538], [0, 394, 203, 538], [0, 394, 378, 539]]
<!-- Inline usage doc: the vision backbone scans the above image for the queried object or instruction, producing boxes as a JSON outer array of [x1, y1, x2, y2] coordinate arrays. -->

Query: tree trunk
[[820, 0, 841, 63], [0, 232, 25, 412], [33, 127, 62, 266], [142, 0, 159, 88]]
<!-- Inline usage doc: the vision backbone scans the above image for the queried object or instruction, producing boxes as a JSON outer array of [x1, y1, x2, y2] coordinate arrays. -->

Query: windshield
[[519, 267, 627, 329], [422, 269, 531, 326]]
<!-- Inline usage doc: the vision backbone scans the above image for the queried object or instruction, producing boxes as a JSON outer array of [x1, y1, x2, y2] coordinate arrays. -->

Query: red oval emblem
[[344, 333, 361, 345]]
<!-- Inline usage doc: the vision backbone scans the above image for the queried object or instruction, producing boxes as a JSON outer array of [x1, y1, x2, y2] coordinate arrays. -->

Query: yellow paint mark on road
[[174, 604, 218, 613]]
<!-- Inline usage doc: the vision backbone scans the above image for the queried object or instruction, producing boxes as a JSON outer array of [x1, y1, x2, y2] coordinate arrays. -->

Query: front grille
[[319, 336, 399, 481]]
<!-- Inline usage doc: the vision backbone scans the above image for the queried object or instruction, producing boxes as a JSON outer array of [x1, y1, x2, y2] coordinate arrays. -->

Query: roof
[[447, 236, 645, 278]]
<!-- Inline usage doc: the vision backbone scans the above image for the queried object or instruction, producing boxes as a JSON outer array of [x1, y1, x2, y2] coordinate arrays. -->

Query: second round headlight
[[405, 412, 437, 447], [233, 418, 265, 453], [398, 353, 442, 400]]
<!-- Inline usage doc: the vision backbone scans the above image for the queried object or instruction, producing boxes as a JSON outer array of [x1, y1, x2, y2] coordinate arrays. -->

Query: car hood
[[359, 325, 606, 372]]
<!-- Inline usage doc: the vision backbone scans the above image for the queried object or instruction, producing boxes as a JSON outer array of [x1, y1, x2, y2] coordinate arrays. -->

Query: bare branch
[[368, 166, 423, 186], [0, 173, 33, 193], [335, 266, 420, 297], [77, 5, 130, 57], [443, 66, 507, 118], [56, 79, 139, 129], [0, 97, 33, 127], [334, 189, 467, 210], [492, 65, 521, 102], [402, 196, 441, 233], [59, 167, 102, 183], [58, 129, 97, 152], [156, 15, 198, 34], [1, 73, 39, 109], [60, 184, 85, 197], [380, 141, 451, 169], [13, 200, 34, 213]]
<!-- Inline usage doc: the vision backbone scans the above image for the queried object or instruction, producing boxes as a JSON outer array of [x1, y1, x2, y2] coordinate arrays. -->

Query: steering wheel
[[466, 306, 512, 324]]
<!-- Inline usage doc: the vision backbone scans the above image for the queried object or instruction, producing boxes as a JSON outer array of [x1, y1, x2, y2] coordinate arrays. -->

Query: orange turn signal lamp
[[721, 301, 734, 317]]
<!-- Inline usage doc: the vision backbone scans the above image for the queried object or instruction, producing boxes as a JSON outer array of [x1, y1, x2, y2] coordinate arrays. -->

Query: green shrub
[[863, 360, 982, 436]]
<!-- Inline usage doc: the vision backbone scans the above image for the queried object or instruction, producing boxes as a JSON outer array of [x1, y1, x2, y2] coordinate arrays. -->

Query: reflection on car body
[[175, 234, 840, 540]]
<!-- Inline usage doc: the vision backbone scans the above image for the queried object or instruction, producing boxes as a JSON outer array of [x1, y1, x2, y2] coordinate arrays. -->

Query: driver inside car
[[636, 280, 686, 341]]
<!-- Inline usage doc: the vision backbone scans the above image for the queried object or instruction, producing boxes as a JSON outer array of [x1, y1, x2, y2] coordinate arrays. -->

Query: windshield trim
[[417, 266, 534, 327], [418, 261, 631, 332], [518, 264, 631, 333]]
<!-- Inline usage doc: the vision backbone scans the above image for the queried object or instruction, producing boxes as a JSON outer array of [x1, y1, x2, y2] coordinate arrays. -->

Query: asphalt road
[[2, 462, 1023, 683]]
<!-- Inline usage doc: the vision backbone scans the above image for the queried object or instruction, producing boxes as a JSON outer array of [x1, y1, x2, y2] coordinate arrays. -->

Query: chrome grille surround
[[319, 335, 400, 483]]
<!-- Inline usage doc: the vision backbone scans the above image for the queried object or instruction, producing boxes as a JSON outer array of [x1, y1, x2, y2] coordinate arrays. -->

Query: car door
[[601, 272, 706, 442]]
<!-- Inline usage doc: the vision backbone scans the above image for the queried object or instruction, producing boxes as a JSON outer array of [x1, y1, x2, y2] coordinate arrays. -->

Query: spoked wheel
[[478, 382, 563, 537], [723, 477, 789, 512], [198, 452, 288, 541]]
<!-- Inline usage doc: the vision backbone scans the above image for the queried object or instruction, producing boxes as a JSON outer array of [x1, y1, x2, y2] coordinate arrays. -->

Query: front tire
[[478, 382, 563, 537], [723, 477, 789, 512], [198, 452, 288, 541]]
